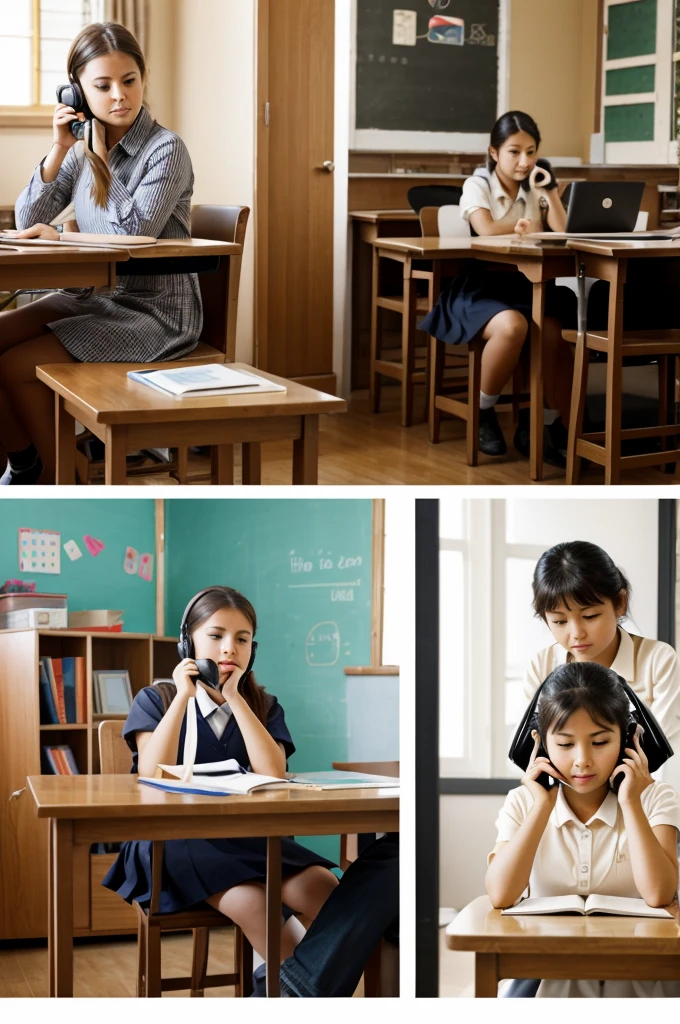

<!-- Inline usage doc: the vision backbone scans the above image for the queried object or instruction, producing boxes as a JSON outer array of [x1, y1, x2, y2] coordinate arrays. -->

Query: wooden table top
[[349, 210, 419, 223], [27, 773, 399, 822], [371, 236, 570, 258], [567, 237, 680, 258], [446, 895, 680, 955], [36, 361, 347, 425], [0, 237, 241, 264]]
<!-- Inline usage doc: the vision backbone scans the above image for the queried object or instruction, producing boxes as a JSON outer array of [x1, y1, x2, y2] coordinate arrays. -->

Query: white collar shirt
[[490, 782, 680, 997], [459, 168, 548, 228], [195, 683, 232, 740]]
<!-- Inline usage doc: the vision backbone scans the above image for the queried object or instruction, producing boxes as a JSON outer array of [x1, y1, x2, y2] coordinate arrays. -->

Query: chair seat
[[184, 341, 228, 363], [562, 329, 680, 356], [134, 901, 231, 930]]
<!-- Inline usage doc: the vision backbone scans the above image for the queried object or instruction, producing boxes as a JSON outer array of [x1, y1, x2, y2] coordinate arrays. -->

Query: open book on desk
[[0, 230, 156, 248], [501, 894, 672, 919], [287, 771, 400, 789], [127, 363, 287, 398], [140, 759, 293, 796]]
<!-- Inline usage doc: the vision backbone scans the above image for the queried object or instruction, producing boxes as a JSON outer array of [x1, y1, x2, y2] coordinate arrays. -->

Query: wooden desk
[[349, 211, 421, 389], [371, 236, 575, 480], [36, 361, 346, 485], [28, 774, 398, 998], [446, 894, 680, 997]]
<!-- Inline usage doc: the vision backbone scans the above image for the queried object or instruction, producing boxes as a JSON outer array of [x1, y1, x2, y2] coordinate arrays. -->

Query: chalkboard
[[165, 500, 375, 862], [0, 500, 157, 633], [607, 0, 657, 61], [356, 0, 500, 135]]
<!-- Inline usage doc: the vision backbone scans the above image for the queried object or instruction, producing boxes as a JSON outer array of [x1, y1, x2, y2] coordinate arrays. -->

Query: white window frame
[[601, 0, 674, 164], [350, 0, 511, 153]]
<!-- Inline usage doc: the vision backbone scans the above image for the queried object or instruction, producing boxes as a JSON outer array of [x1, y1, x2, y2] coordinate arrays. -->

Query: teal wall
[[0, 500, 156, 633], [166, 499, 374, 863]]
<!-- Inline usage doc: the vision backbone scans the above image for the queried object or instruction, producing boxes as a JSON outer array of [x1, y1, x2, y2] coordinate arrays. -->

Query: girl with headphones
[[0, 21, 202, 485], [523, 541, 680, 792], [487, 661, 680, 997], [102, 586, 339, 968]]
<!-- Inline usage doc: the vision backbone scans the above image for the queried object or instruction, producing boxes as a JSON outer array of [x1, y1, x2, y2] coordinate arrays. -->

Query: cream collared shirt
[[459, 169, 549, 229], [490, 783, 680, 998], [195, 683, 231, 740]]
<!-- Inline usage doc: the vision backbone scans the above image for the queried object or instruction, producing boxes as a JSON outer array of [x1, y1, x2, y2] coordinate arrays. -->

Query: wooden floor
[[0, 929, 366, 997], [88, 389, 678, 487]]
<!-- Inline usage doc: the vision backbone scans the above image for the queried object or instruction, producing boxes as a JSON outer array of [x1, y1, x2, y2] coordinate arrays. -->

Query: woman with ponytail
[[0, 22, 202, 484]]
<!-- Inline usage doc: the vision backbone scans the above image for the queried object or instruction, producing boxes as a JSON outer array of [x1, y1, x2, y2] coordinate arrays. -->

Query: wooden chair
[[369, 189, 462, 427], [564, 325, 680, 485], [76, 205, 250, 484], [97, 720, 252, 998], [332, 759, 399, 998], [427, 209, 527, 466]]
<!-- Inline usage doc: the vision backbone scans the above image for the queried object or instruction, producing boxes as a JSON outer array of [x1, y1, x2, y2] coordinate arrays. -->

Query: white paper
[[18, 528, 61, 574], [63, 539, 82, 562], [393, 10, 417, 46]]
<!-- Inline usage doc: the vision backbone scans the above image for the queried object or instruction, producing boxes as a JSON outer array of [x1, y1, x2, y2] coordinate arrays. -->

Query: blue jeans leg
[[279, 833, 399, 998]]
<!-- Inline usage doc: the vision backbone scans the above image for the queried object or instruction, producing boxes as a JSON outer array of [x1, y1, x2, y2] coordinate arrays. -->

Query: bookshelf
[[0, 628, 178, 940]]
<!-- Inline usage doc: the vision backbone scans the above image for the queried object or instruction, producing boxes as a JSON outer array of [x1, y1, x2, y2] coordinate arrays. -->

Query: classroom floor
[[89, 388, 679, 487], [0, 929, 365, 997]]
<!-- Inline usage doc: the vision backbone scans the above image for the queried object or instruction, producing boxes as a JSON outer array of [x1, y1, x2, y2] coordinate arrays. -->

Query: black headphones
[[56, 81, 93, 141], [177, 587, 258, 691], [509, 670, 673, 792]]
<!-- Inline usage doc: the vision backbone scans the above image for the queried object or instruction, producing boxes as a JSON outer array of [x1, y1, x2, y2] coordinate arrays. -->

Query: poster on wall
[[354, 0, 505, 150], [18, 528, 61, 574]]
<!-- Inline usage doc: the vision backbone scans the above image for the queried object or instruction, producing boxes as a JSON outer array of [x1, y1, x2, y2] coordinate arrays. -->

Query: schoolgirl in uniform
[[0, 22, 202, 485], [487, 661, 680, 998], [419, 110, 573, 464], [102, 586, 339, 965], [524, 541, 680, 792]]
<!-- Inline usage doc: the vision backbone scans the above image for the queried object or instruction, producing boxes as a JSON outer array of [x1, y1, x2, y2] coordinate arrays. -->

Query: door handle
[[318, 160, 335, 173]]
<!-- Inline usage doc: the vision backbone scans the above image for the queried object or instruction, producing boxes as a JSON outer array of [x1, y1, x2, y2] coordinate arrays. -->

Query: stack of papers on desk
[[127, 363, 286, 398]]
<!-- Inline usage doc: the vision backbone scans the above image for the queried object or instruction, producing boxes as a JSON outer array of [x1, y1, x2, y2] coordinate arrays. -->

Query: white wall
[[173, 0, 256, 362], [440, 794, 506, 910]]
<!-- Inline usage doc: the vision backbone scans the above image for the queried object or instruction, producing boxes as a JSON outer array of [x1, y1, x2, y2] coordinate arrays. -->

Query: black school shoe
[[478, 406, 507, 456], [513, 411, 567, 469], [0, 454, 44, 485]]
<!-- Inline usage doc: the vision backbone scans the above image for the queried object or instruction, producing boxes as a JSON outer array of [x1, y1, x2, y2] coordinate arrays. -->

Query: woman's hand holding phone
[[53, 103, 84, 151], [172, 658, 200, 702], [521, 733, 567, 808], [611, 728, 653, 805]]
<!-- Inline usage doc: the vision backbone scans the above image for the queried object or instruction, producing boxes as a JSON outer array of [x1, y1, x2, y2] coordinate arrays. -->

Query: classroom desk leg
[[474, 953, 499, 998], [604, 268, 625, 486], [210, 444, 235, 485], [401, 260, 417, 428], [50, 818, 74, 997], [104, 426, 128, 486], [54, 396, 76, 485], [530, 282, 545, 482], [293, 415, 319, 484], [265, 836, 282, 997], [241, 442, 262, 485], [369, 248, 382, 413]]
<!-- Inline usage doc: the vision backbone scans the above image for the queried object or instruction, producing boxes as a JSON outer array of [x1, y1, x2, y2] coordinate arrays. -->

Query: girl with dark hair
[[419, 110, 572, 464], [102, 586, 338, 968], [523, 541, 680, 766], [487, 661, 680, 997], [0, 22, 202, 485]]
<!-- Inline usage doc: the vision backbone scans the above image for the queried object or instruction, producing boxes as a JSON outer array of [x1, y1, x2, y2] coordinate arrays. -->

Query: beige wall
[[509, 0, 598, 161], [440, 794, 506, 910]]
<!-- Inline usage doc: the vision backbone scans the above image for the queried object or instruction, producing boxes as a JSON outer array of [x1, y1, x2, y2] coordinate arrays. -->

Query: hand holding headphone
[[176, 588, 258, 692]]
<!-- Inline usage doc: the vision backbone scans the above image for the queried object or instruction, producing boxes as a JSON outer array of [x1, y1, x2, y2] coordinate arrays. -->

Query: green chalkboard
[[605, 102, 655, 141], [0, 500, 156, 633], [165, 499, 374, 863], [606, 65, 655, 95], [607, 0, 657, 60]]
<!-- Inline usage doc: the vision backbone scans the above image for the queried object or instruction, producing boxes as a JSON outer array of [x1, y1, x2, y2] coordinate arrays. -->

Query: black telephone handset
[[610, 721, 642, 794], [194, 641, 259, 692], [56, 83, 94, 145]]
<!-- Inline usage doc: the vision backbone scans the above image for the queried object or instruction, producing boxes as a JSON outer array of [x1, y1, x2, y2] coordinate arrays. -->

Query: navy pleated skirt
[[102, 836, 336, 913]]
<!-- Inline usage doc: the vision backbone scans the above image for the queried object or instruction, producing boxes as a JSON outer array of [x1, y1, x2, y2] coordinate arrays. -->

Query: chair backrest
[[418, 205, 470, 239], [190, 204, 250, 362], [98, 719, 133, 774], [407, 184, 463, 215]]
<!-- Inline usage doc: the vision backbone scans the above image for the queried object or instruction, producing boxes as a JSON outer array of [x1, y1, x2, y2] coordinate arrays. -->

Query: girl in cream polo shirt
[[524, 541, 680, 791], [419, 110, 573, 465], [487, 661, 680, 998]]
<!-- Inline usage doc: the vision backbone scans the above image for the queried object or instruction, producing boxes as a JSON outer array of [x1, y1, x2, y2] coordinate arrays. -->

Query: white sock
[[543, 409, 559, 426], [479, 391, 500, 411]]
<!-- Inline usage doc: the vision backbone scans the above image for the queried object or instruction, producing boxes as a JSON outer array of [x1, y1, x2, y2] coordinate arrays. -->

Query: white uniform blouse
[[490, 782, 680, 998], [459, 169, 549, 228]]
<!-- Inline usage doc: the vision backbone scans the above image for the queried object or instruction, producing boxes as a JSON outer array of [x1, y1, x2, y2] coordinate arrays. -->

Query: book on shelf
[[43, 744, 79, 775], [501, 894, 673, 919], [39, 656, 86, 724], [127, 363, 287, 398]]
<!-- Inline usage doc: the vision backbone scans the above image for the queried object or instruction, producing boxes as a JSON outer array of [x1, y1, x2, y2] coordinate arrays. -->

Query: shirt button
[[580, 865, 588, 873], [581, 833, 589, 840]]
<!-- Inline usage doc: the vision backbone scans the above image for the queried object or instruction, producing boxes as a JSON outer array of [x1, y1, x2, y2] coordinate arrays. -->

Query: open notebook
[[501, 894, 672, 919]]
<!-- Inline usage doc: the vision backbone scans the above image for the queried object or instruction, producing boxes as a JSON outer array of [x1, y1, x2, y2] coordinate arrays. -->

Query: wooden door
[[256, 0, 336, 390]]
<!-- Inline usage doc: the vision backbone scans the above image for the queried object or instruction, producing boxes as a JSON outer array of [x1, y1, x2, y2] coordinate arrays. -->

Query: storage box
[[68, 610, 124, 632], [0, 592, 67, 629]]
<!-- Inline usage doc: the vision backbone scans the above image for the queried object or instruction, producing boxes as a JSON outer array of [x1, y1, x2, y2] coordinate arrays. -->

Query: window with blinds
[[0, 0, 104, 110]]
